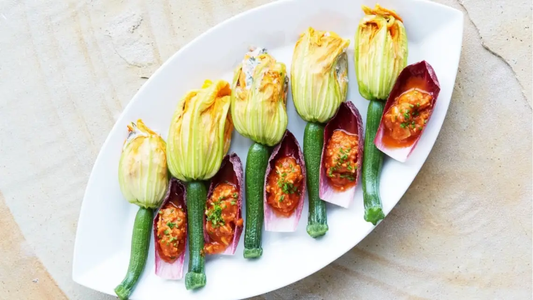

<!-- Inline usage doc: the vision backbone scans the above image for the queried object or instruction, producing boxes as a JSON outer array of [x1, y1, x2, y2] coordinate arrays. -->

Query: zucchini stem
[[185, 181, 207, 290], [304, 122, 328, 238], [114, 207, 153, 300], [243, 143, 270, 258], [362, 100, 386, 225]]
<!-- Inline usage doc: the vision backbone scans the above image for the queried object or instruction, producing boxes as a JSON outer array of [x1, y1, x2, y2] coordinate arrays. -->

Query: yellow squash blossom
[[167, 80, 233, 181], [118, 119, 169, 209], [291, 27, 350, 123], [231, 48, 288, 146], [355, 4, 408, 100]]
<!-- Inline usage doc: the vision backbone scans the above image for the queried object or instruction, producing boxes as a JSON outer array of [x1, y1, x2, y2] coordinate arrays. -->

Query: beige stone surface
[[0, 0, 530, 299], [0, 193, 67, 300]]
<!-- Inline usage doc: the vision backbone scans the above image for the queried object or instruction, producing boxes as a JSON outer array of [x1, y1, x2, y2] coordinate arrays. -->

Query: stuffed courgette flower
[[355, 4, 408, 100], [291, 27, 350, 238], [166, 79, 233, 290], [231, 48, 289, 259], [354, 4, 408, 225], [291, 27, 350, 124], [115, 119, 168, 300], [231, 47, 288, 146], [167, 79, 233, 182], [118, 120, 169, 209]]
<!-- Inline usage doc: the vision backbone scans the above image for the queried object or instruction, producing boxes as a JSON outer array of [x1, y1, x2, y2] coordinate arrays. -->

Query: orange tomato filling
[[204, 183, 243, 255], [156, 204, 187, 262], [324, 130, 358, 191], [265, 156, 304, 217], [382, 88, 433, 147]]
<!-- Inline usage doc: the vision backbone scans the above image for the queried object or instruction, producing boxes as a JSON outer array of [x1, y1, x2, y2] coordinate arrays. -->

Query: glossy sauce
[[156, 204, 187, 262], [382, 86, 433, 148], [265, 156, 304, 217], [324, 130, 358, 191], [204, 183, 243, 255]]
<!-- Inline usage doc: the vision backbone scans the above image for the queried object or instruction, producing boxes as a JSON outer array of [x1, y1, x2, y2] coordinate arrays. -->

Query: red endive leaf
[[374, 60, 441, 162], [319, 101, 364, 208], [153, 178, 187, 280], [264, 130, 306, 232], [204, 153, 243, 255]]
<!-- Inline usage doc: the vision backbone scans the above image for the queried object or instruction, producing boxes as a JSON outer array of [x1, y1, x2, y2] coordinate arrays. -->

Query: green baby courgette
[[362, 100, 386, 225], [114, 207, 153, 300], [184, 181, 207, 290], [304, 122, 328, 238], [243, 143, 270, 258]]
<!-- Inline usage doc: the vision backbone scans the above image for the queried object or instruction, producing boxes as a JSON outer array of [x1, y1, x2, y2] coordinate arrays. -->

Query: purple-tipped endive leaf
[[153, 178, 187, 280], [374, 60, 441, 162], [319, 101, 364, 208], [204, 153, 243, 255], [264, 130, 306, 232]]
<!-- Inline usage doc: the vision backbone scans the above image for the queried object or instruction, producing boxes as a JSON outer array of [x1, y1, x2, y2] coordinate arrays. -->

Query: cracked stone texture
[[0, 0, 530, 299], [458, 0, 532, 106]]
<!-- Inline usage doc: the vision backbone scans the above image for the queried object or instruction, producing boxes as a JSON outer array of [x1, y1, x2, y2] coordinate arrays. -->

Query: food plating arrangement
[[111, 4, 442, 299]]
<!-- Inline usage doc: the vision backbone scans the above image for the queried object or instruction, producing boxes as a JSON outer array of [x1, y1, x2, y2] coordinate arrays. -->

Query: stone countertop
[[0, 0, 530, 299]]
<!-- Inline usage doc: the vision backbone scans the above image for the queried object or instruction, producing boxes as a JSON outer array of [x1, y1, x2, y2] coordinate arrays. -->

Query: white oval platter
[[72, 0, 463, 299]]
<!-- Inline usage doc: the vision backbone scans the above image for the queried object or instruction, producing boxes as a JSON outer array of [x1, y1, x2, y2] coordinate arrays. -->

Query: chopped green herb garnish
[[206, 203, 225, 227], [231, 200, 236, 205], [167, 222, 176, 229], [339, 174, 355, 181], [279, 195, 285, 202], [282, 182, 297, 194], [164, 229, 170, 235], [232, 192, 238, 198]]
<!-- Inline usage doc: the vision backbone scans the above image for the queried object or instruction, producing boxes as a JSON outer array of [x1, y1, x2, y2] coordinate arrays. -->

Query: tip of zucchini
[[243, 247, 263, 259], [306, 223, 328, 238], [364, 207, 385, 225], [185, 272, 206, 290], [114, 285, 131, 300]]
